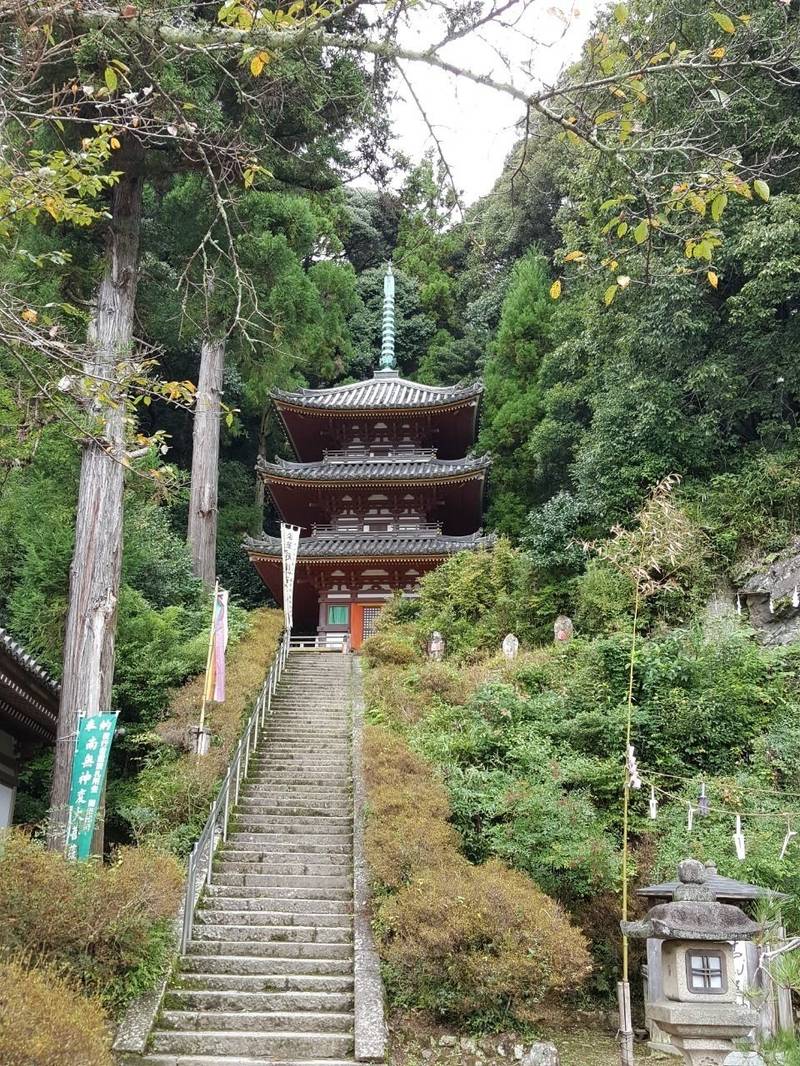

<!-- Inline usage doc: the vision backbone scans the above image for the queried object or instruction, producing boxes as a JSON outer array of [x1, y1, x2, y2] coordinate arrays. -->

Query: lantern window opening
[[686, 951, 727, 994]]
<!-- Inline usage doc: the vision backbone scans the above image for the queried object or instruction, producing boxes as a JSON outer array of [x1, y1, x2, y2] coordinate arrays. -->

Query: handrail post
[[222, 776, 230, 844]]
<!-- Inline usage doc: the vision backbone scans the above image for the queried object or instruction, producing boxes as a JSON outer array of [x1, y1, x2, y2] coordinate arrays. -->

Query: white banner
[[280, 523, 302, 632]]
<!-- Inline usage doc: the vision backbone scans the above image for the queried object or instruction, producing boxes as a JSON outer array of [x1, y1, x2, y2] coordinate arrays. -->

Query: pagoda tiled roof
[[0, 627, 60, 743], [272, 374, 483, 412], [0, 628, 60, 695], [257, 454, 490, 483], [245, 530, 494, 560]]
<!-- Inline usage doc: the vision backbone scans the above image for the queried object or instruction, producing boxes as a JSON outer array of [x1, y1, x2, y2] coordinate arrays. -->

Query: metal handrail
[[179, 628, 291, 952]]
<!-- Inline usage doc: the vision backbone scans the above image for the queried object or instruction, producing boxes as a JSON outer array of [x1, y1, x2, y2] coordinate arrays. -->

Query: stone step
[[224, 837, 352, 854], [244, 776, 349, 784], [192, 924, 352, 944], [140, 1057, 355, 1066], [159, 1009, 353, 1033], [204, 885, 351, 902], [231, 808, 351, 820], [236, 795, 351, 807], [237, 797, 351, 808], [247, 756, 349, 765], [196, 909, 351, 928], [215, 861, 352, 878], [228, 814, 349, 831], [149, 1030, 353, 1058], [180, 954, 353, 976], [175, 973, 354, 993], [233, 818, 352, 831], [187, 940, 353, 960], [212, 873, 351, 890], [199, 896, 352, 914], [217, 849, 352, 864], [164, 989, 354, 1013]]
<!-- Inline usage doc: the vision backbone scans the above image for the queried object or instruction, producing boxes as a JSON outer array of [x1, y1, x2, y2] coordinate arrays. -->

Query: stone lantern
[[622, 859, 761, 1065]]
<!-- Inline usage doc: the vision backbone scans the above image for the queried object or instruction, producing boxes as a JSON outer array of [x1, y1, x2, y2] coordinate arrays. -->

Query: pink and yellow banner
[[204, 586, 229, 704]]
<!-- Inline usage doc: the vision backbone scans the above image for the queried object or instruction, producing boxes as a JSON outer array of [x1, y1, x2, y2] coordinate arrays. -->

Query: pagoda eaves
[[273, 371, 483, 462]]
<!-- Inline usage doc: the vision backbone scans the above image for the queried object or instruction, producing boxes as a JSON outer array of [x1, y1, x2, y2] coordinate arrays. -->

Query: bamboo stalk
[[617, 980, 635, 1066]]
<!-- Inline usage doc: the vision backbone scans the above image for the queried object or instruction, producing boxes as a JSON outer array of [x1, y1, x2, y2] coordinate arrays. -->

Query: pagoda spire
[[379, 262, 396, 372]]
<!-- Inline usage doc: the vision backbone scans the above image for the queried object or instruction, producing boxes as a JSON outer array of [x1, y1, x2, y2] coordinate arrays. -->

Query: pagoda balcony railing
[[322, 445, 437, 462], [311, 521, 443, 536]]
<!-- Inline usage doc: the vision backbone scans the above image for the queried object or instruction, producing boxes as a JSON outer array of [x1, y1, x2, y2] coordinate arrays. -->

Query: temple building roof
[[0, 627, 60, 744], [245, 530, 494, 561], [258, 454, 491, 484], [272, 374, 483, 413]]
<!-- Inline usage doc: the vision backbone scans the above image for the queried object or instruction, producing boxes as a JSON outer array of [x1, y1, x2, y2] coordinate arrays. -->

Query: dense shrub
[[413, 539, 551, 653], [361, 629, 419, 666], [363, 726, 458, 889], [362, 724, 592, 1026], [381, 859, 592, 1025], [0, 830, 183, 1013], [0, 959, 111, 1066], [116, 607, 283, 852]]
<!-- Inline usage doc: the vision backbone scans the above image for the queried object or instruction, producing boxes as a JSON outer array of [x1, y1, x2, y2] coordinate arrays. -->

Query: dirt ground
[[388, 1010, 664, 1066]]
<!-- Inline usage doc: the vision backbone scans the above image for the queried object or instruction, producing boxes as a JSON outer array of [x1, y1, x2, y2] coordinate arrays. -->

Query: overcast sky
[[388, 2, 600, 205]]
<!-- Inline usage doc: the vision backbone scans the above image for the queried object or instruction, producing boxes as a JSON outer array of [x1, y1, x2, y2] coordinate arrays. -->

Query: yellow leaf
[[563, 250, 585, 262], [707, 271, 719, 289], [710, 46, 726, 59], [711, 11, 736, 33], [550, 279, 562, 300], [250, 50, 271, 76], [604, 284, 618, 306], [21, 308, 38, 323], [753, 178, 770, 202], [110, 136, 121, 150]]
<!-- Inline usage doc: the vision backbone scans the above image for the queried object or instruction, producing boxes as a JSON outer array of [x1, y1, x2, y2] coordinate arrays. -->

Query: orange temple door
[[350, 605, 364, 650]]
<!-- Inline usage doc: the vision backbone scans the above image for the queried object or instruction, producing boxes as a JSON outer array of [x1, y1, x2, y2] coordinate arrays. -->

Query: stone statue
[[428, 631, 445, 661], [554, 615, 574, 642], [502, 633, 519, 659]]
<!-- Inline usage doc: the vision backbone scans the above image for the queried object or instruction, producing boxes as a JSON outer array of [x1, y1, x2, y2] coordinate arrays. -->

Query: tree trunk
[[187, 333, 225, 586], [48, 145, 144, 854]]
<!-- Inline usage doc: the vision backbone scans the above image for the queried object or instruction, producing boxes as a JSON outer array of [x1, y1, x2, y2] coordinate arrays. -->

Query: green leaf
[[710, 193, 727, 222], [614, 3, 628, 23], [753, 179, 770, 202], [633, 219, 649, 244], [711, 11, 736, 33], [604, 284, 618, 306], [617, 222, 629, 238], [104, 66, 118, 92]]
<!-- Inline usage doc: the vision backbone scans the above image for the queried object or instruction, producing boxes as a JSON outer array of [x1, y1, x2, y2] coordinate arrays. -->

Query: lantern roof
[[637, 868, 787, 903]]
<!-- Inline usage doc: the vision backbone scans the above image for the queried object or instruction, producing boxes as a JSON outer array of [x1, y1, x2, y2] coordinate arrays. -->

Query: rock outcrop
[[738, 538, 800, 646]]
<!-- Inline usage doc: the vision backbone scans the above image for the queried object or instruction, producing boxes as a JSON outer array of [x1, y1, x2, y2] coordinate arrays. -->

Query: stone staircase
[[142, 652, 357, 1066]]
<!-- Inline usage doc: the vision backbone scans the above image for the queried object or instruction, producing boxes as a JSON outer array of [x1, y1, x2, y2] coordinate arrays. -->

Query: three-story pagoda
[[245, 266, 491, 648]]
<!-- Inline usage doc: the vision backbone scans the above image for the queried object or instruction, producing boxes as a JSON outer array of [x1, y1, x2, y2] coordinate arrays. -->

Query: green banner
[[66, 712, 119, 861]]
